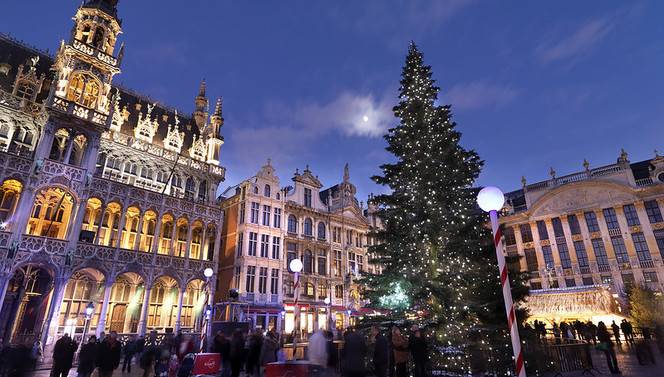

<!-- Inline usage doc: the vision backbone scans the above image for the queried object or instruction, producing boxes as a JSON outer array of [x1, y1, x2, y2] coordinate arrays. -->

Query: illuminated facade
[[217, 164, 379, 335], [498, 151, 664, 319], [0, 0, 224, 349]]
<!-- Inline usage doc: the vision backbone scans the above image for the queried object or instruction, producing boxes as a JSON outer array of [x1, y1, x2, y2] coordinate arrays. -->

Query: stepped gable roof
[[113, 86, 200, 150], [0, 33, 55, 103], [319, 184, 338, 204]]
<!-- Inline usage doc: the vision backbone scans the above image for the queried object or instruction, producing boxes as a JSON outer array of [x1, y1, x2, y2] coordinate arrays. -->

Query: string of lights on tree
[[361, 43, 530, 374]]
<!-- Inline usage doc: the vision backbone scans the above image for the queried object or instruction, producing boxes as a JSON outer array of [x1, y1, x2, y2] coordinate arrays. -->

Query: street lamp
[[289, 258, 303, 360], [324, 297, 331, 330], [81, 302, 94, 349], [199, 268, 214, 353], [477, 186, 526, 377]]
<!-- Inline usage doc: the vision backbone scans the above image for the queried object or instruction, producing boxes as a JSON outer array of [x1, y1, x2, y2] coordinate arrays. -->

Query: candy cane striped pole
[[490, 209, 526, 377], [292, 271, 299, 360], [200, 276, 210, 354]]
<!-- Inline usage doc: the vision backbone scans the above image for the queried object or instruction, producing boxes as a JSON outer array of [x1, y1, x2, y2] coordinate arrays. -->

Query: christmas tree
[[363, 43, 528, 371]]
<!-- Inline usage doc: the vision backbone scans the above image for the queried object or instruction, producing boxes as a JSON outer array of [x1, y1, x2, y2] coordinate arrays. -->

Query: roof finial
[[521, 175, 526, 187], [267, 158, 271, 165], [655, 149, 659, 158], [550, 167, 556, 179], [621, 148, 628, 160], [344, 163, 350, 182], [583, 158, 589, 170], [199, 79, 206, 97]]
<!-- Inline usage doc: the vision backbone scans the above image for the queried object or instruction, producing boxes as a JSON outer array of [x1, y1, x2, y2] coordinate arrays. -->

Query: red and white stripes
[[292, 272, 300, 360], [490, 210, 526, 377], [199, 277, 210, 354]]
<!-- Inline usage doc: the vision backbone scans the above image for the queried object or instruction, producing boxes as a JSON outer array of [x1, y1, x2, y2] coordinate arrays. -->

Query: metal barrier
[[538, 339, 596, 377]]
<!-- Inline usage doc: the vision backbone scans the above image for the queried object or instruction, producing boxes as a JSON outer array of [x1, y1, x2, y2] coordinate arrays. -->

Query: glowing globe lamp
[[204, 268, 214, 278], [477, 186, 505, 212], [290, 258, 303, 273]]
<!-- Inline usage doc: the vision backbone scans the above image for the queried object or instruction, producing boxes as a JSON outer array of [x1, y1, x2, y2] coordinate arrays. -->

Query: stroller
[[177, 353, 196, 377]]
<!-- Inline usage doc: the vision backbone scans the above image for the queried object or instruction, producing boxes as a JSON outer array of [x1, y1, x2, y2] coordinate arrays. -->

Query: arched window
[[303, 249, 313, 274], [49, 128, 70, 162], [67, 73, 100, 108], [264, 185, 271, 198], [92, 26, 105, 49], [198, 181, 207, 199], [0, 179, 22, 223], [26, 187, 75, 239], [253, 186, 258, 194], [317, 222, 326, 239], [287, 215, 297, 233], [276, 192, 280, 200], [305, 283, 314, 297], [185, 178, 195, 192], [68, 134, 88, 166], [303, 218, 313, 236]]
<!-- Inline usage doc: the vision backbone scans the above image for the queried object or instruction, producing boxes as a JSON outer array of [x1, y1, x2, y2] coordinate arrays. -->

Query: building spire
[[209, 96, 224, 137], [344, 163, 350, 182], [193, 79, 209, 131]]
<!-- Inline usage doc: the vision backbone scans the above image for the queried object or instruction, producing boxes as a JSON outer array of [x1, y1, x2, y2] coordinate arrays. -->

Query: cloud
[[225, 91, 394, 169], [535, 16, 615, 63], [445, 82, 519, 110]]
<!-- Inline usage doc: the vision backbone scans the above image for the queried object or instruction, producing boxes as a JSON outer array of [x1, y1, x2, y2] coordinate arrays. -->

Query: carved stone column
[[95, 282, 114, 335], [10, 186, 35, 239], [94, 203, 108, 245], [151, 216, 163, 254], [138, 284, 152, 336], [134, 212, 145, 251], [41, 275, 69, 350], [175, 289, 185, 331]]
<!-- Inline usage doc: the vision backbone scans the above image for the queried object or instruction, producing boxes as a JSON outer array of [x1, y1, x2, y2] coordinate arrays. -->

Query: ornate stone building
[[217, 164, 379, 335], [0, 0, 224, 348], [498, 151, 664, 319]]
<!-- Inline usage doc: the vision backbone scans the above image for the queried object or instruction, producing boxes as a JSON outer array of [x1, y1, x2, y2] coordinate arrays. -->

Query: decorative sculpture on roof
[[134, 102, 159, 143], [164, 113, 184, 153]]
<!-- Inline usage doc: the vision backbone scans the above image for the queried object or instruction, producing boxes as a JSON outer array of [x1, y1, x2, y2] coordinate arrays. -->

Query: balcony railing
[[639, 260, 655, 269], [598, 264, 611, 273], [580, 267, 591, 275], [525, 162, 629, 193]]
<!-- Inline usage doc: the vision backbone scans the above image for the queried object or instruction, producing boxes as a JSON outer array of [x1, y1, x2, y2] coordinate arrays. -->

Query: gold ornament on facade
[[540, 239, 550, 246], [523, 242, 534, 249], [652, 222, 664, 230], [630, 225, 642, 233], [590, 232, 601, 239], [572, 234, 583, 242]]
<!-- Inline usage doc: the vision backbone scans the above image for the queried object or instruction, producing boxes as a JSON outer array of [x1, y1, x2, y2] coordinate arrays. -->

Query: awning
[[332, 306, 349, 313], [247, 307, 282, 314], [360, 308, 375, 315]]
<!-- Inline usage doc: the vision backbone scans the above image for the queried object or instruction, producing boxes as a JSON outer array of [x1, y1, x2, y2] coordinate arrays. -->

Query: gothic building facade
[[0, 0, 224, 348], [217, 163, 379, 336], [498, 151, 664, 319]]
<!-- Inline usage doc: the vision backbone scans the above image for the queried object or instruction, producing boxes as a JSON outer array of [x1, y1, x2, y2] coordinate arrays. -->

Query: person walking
[[611, 321, 622, 346], [597, 321, 621, 374], [409, 325, 428, 377], [259, 331, 279, 377], [308, 329, 328, 377], [29, 339, 43, 369], [372, 325, 388, 377], [391, 327, 409, 377], [77, 335, 99, 377], [97, 330, 122, 377], [122, 335, 137, 373], [386, 325, 396, 377], [342, 327, 366, 377], [136, 335, 145, 364], [621, 319, 634, 345], [246, 329, 263, 377], [214, 331, 232, 377], [51, 333, 78, 377], [325, 330, 338, 374], [230, 329, 246, 377]]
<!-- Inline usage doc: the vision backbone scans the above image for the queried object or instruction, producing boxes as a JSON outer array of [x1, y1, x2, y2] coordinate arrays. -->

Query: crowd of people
[[525, 318, 664, 374]]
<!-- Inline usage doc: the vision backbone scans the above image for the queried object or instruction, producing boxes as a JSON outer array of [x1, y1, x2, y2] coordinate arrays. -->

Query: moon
[[363, 115, 369, 122]]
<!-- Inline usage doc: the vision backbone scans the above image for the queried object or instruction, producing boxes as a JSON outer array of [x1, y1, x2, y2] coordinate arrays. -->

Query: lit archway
[[181, 279, 205, 330], [190, 221, 203, 259], [138, 211, 158, 252], [147, 276, 179, 331], [0, 179, 22, 226], [157, 214, 174, 255], [105, 272, 145, 334], [59, 268, 105, 341], [26, 187, 75, 239], [174, 218, 188, 257], [120, 206, 141, 250], [97, 202, 122, 247]]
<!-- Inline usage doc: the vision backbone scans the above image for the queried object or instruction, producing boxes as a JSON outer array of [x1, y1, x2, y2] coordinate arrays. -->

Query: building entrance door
[[109, 304, 126, 333]]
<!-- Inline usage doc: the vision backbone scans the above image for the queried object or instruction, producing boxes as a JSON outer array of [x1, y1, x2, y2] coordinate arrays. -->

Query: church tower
[[207, 97, 225, 165], [48, 0, 123, 127]]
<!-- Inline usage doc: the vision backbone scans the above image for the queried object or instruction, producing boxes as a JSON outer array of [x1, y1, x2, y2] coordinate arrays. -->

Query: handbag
[[595, 342, 608, 351]]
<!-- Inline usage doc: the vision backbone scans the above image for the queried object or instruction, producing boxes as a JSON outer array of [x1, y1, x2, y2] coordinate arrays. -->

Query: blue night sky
[[2, 1, 664, 201]]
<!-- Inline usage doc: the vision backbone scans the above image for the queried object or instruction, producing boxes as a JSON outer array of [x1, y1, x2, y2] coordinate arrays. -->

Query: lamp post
[[324, 297, 331, 330], [81, 302, 94, 349], [289, 258, 303, 360], [200, 267, 214, 353], [477, 186, 526, 377]]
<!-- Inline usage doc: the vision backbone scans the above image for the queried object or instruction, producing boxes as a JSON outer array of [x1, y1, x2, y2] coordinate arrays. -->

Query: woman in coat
[[258, 332, 279, 377], [391, 327, 409, 377], [597, 321, 621, 374]]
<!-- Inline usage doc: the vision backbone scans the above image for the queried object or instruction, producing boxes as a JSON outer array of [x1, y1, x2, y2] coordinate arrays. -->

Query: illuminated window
[[67, 73, 100, 108]]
